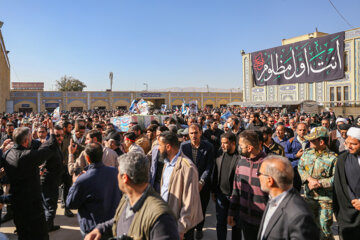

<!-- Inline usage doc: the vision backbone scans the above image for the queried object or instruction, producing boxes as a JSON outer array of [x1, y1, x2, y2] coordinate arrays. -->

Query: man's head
[[187, 117, 196, 126], [123, 132, 137, 149], [213, 111, 221, 121], [75, 125, 86, 139], [282, 114, 289, 124], [209, 120, 218, 131], [259, 126, 273, 143], [84, 142, 103, 164], [158, 131, 180, 160], [304, 127, 329, 151], [267, 117, 275, 128], [156, 126, 169, 142], [6, 122, 14, 136], [188, 124, 202, 145], [13, 127, 32, 148], [117, 152, 149, 193], [258, 155, 294, 194], [250, 113, 260, 124], [63, 121, 73, 134], [227, 117, 240, 131], [296, 123, 308, 138], [37, 126, 47, 139], [238, 130, 260, 158], [221, 132, 236, 154], [289, 118, 296, 129], [260, 115, 267, 123], [321, 119, 330, 129], [339, 124, 351, 139], [345, 127, 360, 155], [54, 125, 64, 145], [336, 118, 348, 130], [146, 124, 158, 141], [130, 125, 142, 138], [197, 116, 205, 127], [85, 130, 102, 144], [275, 125, 285, 139]]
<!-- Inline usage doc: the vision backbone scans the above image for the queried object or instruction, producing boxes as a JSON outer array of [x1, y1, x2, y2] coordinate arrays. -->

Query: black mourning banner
[[251, 31, 345, 86]]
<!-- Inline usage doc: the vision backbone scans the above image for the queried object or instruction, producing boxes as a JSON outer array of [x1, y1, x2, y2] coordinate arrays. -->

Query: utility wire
[[328, 0, 355, 29]]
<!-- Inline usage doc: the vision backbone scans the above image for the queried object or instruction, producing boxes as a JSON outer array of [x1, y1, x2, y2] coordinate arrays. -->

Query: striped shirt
[[228, 151, 268, 226]]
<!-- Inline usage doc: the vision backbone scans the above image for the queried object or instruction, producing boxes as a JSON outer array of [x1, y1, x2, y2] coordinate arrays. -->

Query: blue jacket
[[180, 140, 214, 184], [66, 162, 121, 234], [285, 136, 310, 168]]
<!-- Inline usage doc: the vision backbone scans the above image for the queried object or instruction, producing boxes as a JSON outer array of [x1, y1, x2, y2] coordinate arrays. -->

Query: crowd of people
[[0, 107, 359, 240]]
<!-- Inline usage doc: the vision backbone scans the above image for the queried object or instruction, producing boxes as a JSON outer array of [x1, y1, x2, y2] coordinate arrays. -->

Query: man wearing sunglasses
[[40, 124, 65, 232]]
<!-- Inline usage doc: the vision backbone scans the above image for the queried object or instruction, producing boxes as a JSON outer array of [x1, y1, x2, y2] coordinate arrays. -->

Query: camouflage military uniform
[[298, 145, 337, 240]]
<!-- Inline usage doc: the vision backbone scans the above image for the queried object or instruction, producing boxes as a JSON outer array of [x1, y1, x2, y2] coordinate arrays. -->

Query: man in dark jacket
[[84, 152, 178, 240], [203, 120, 223, 156], [257, 155, 319, 240], [2, 120, 57, 240], [66, 142, 121, 237], [180, 123, 214, 239], [334, 127, 360, 239], [211, 132, 239, 240], [40, 124, 65, 231]]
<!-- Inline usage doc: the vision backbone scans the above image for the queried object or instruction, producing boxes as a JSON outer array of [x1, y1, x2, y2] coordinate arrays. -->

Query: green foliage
[[56, 75, 87, 91]]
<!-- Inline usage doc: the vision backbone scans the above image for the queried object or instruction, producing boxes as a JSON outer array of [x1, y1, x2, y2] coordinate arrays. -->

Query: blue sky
[[1, 0, 359, 91]]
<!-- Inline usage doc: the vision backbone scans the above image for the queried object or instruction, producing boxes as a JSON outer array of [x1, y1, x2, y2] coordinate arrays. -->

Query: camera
[[74, 168, 82, 176]]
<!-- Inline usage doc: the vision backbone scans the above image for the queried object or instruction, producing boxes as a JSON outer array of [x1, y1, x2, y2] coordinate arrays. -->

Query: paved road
[[0, 200, 223, 240], [0, 200, 339, 240]]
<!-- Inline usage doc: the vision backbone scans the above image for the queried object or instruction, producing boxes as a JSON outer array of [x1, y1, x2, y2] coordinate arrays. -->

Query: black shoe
[[48, 225, 60, 232], [196, 230, 203, 239], [61, 202, 65, 209], [64, 209, 74, 217], [1, 212, 13, 223]]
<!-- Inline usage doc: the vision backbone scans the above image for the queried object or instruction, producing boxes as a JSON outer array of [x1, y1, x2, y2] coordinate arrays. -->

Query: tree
[[56, 75, 87, 91]]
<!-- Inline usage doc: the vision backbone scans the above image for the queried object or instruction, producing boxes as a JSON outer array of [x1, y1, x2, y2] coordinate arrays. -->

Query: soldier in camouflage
[[298, 126, 337, 240]]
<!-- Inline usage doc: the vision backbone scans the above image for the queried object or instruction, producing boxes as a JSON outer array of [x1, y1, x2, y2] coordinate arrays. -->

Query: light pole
[[143, 83, 148, 91]]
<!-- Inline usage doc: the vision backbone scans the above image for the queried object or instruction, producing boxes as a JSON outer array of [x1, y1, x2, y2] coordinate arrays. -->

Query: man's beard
[[238, 146, 250, 158], [160, 150, 168, 160]]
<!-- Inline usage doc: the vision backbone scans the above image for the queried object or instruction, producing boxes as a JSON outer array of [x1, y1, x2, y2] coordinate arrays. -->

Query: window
[[309, 83, 313, 100], [344, 86, 349, 106], [337, 87, 342, 101], [344, 86, 349, 101], [344, 51, 349, 72], [330, 87, 335, 101]]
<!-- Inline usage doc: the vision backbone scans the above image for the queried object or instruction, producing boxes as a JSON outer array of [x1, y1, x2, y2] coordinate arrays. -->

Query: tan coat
[[161, 153, 203, 235]]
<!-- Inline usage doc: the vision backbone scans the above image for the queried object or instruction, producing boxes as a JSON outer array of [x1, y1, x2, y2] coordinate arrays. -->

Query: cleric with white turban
[[347, 127, 360, 141], [334, 126, 360, 239]]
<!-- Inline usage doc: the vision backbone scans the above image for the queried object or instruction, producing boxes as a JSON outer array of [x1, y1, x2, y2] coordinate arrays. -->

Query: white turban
[[347, 127, 360, 141], [336, 118, 348, 124]]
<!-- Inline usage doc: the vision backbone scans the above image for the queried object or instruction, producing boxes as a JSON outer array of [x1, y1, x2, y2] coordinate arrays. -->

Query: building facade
[[9, 90, 242, 112], [242, 27, 360, 115], [0, 23, 10, 113]]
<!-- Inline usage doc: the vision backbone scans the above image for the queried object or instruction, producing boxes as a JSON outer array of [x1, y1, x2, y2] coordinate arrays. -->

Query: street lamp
[[143, 83, 148, 91]]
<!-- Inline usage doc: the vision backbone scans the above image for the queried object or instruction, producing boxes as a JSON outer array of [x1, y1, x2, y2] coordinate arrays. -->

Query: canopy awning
[[227, 100, 318, 107]]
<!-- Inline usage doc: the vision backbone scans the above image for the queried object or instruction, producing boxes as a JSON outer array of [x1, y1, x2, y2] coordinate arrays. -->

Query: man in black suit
[[40, 124, 65, 231], [2, 120, 58, 240], [180, 123, 214, 239], [257, 155, 319, 240], [211, 132, 239, 240]]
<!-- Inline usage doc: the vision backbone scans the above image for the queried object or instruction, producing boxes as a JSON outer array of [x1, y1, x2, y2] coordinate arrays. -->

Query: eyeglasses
[[256, 171, 269, 177]]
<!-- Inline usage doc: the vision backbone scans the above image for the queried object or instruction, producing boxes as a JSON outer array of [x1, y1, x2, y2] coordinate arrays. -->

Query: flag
[[52, 106, 60, 122], [129, 100, 138, 113], [221, 110, 232, 121], [161, 104, 167, 112]]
